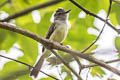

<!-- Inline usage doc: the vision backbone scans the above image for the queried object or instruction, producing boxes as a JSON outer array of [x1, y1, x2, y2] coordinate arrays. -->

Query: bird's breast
[[50, 23, 68, 42]]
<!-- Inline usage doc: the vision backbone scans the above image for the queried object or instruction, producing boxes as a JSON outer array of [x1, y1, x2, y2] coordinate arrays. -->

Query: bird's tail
[[30, 50, 50, 78]]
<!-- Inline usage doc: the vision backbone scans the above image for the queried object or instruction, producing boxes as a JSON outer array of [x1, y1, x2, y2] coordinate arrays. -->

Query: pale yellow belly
[[50, 26, 68, 43]]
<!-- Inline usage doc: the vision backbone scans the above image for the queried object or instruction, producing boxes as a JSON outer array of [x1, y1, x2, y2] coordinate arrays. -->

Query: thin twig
[[71, 54, 83, 74], [81, 24, 105, 53], [69, 0, 120, 34], [0, 22, 120, 76], [107, 0, 113, 18], [112, 0, 120, 4], [0, 0, 11, 8], [0, 0, 119, 77], [81, 0, 112, 53], [51, 50, 82, 80], [0, 54, 58, 80], [107, 62, 120, 79], [86, 68, 90, 80], [56, 60, 63, 80], [0, 0, 119, 35], [84, 58, 120, 68], [0, 0, 64, 22]]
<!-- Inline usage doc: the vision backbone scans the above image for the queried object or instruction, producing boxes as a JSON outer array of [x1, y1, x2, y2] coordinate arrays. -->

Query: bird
[[30, 8, 71, 78]]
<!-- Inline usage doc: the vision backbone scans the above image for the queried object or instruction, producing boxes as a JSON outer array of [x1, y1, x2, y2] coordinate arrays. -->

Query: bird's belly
[[50, 26, 68, 42]]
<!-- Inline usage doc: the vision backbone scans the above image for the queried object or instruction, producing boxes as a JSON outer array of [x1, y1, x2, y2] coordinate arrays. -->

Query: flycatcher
[[30, 8, 71, 78]]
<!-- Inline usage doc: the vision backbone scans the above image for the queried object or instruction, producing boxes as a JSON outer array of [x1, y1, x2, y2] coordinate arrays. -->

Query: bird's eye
[[54, 12, 62, 16], [56, 10, 60, 12], [58, 12, 62, 15]]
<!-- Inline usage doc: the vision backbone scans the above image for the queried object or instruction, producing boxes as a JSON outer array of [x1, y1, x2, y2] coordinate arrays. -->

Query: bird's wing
[[45, 22, 56, 39], [42, 22, 56, 52]]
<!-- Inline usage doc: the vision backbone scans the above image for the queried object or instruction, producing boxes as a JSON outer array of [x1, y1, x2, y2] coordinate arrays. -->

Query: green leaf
[[16, 14, 38, 33], [0, 61, 30, 80], [110, 3, 120, 25], [18, 35, 38, 65], [0, 29, 17, 51], [0, 0, 5, 3], [37, 12, 52, 37], [109, 13, 118, 26], [85, 45, 98, 53], [115, 37, 120, 57], [61, 66, 73, 80], [115, 37, 120, 52], [47, 51, 73, 66], [90, 66, 105, 77], [65, 18, 96, 51], [40, 77, 56, 80], [15, 74, 32, 80], [0, 29, 7, 49], [23, 0, 30, 4], [110, 78, 117, 80]]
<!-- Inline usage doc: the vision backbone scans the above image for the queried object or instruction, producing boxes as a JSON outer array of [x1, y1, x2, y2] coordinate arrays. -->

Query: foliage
[[0, 0, 120, 80], [115, 37, 120, 57]]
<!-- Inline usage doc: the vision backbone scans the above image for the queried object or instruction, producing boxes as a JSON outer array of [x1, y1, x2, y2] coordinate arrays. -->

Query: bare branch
[[70, 54, 83, 74], [69, 0, 120, 34], [81, 25, 105, 53], [113, 0, 120, 4], [51, 50, 82, 80], [0, 22, 120, 76], [0, 54, 58, 80], [56, 63, 63, 80], [0, 0, 11, 8], [84, 58, 120, 68], [81, 0, 113, 53], [0, 0, 64, 22], [86, 69, 90, 80]]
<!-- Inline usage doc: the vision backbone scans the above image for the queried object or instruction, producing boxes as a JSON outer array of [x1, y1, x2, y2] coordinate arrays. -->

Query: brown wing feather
[[45, 22, 56, 39], [42, 23, 56, 52]]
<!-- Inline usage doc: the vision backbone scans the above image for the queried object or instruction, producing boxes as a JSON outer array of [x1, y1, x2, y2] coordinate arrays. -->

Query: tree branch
[[84, 58, 120, 68], [86, 68, 90, 80], [51, 50, 82, 80], [71, 54, 83, 74], [0, 0, 64, 22], [0, 54, 58, 80], [0, 0, 11, 8], [81, 23, 105, 53], [113, 0, 120, 4], [0, 22, 120, 76], [69, 0, 120, 34], [56, 62, 63, 80], [81, 0, 113, 53]]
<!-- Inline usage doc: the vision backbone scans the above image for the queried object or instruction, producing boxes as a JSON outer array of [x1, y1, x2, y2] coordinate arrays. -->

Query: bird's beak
[[62, 9, 71, 14], [65, 9, 71, 13]]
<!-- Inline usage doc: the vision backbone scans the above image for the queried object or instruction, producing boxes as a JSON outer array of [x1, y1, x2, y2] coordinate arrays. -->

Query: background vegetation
[[0, 0, 120, 80]]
